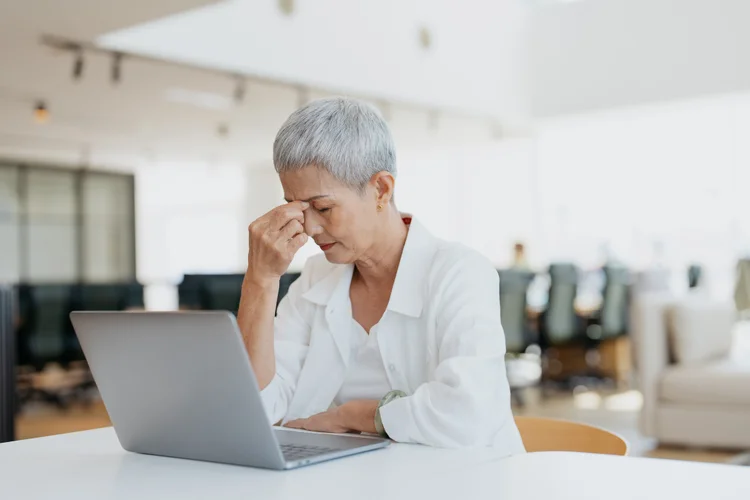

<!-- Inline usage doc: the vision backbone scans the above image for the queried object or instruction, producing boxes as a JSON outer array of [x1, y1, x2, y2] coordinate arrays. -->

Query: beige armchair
[[632, 292, 750, 448]]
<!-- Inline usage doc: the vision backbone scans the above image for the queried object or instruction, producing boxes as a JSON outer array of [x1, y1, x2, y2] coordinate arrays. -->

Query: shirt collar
[[301, 215, 437, 318]]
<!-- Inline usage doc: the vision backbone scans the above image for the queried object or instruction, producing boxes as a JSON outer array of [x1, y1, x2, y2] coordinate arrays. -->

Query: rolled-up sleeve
[[379, 248, 523, 452], [259, 274, 312, 425]]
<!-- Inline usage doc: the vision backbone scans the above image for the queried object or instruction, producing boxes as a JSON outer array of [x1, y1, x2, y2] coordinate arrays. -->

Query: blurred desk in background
[[526, 295, 602, 319]]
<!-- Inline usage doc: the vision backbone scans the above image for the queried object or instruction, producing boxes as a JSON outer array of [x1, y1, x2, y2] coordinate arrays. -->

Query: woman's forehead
[[280, 167, 346, 200]]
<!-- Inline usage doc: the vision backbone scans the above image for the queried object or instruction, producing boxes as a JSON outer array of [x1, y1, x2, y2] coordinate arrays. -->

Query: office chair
[[15, 284, 76, 407], [177, 274, 204, 310], [199, 274, 245, 314], [539, 264, 585, 348], [498, 269, 536, 353], [182, 272, 300, 316], [514, 416, 628, 455], [60, 282, 146, 404], [0, 286, 15, 443], [579, 266, 633, 387], [124, 282, 145, 310], [17, 285, 73, 370], [277, 272, 301, 313], [587, 265, 630, 341], [687, 264, 703, 289], [537, 264, 592, 392], [69, 282, 146, 401]]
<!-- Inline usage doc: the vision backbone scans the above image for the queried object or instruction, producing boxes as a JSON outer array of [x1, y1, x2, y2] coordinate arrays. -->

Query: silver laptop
[[69, 311, 390, 470]]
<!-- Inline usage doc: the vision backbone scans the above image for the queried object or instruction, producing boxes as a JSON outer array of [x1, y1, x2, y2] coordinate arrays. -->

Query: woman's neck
[[353, 208, 409, 290]]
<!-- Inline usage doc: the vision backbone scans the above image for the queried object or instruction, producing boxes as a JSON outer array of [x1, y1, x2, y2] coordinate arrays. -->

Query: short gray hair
[[273, 97, 397, 191]]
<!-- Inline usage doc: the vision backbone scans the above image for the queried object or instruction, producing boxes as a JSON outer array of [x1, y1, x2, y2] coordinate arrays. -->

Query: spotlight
[[278, 0, 295, 16], [34, 101, 49, 124], [111, 53, 123, 84], [233, 78, 245, 104], [72, 48, 84, 81]]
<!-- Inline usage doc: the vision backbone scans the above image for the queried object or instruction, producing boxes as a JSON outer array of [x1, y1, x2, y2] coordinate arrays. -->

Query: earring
[[377, 204, 383, 212]]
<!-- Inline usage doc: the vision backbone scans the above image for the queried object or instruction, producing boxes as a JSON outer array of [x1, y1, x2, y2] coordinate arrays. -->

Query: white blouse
[[333, 320, 392, 406], [260, 216, 525, 453]]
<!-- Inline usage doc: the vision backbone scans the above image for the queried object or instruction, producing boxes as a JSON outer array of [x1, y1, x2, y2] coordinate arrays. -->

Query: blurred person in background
[[237, 97, 524, 453], [511, 242, 531, 270]]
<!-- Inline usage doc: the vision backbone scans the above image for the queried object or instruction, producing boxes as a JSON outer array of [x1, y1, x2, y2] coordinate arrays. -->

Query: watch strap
[[374, 390, 407, 438]]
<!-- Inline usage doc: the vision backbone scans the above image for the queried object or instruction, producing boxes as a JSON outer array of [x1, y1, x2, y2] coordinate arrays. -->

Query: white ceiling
[[0, 0, 530, 171], [0, 0, 262, 169], [531, 0, 750, 116], [99, 0, 529, 119], [5, 0, 747, 171]]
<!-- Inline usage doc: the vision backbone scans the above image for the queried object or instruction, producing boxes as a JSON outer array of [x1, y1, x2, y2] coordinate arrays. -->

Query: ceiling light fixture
[[418, 27, 433, 51], [111, 53, 123, 84], [233, 78, 246, 104], [38, 33, 499, 133], [72, 47, 84, 81], [33, 101, 49, 124], [278, 0, 295, 16], [217, 123, 230, 139]]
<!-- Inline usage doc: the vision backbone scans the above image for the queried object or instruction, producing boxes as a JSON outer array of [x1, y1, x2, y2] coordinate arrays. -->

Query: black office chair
[[587, 265, 630, 341], [577, 265, 632, 387], [124, 282, 145, 309], [16, 285, 73, 370], [0, 286, 15, 443], [69, 282, 146, 402], [76, 283, 144, 312], [688, 264, 703, 289], [277, 272, 301, 313], [183, 272, 301, 316], [537, 264, 592, 392], [199, 274, 245, 314], [539, 264, 585, 348], [178, 274, 204, 310], [15, 284, 76, 407], [70, 282, 144, 359], [76, 284, 120, 312], [498, 269, 536, 353]]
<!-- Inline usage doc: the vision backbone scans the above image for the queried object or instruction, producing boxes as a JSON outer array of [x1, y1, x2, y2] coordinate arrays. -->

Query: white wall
[[134, 92, 523, 308], [533, 91, 750, 298], [531, 0, 750, 116], [135, 161, 248, 309]]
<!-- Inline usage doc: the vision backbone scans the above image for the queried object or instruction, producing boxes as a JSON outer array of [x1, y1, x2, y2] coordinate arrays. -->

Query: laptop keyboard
[[281, 444, 337, 461]]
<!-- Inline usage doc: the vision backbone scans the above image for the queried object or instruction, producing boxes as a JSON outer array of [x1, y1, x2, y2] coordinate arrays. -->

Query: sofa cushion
[[660, 358, 750, 406], [668, 298, 736, 364]]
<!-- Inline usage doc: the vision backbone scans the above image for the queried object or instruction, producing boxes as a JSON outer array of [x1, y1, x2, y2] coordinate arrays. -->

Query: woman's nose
[[303, 213, 322, 236]]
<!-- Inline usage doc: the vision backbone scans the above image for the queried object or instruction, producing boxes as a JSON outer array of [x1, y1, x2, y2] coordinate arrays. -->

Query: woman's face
[[280, 166, 381, 264]]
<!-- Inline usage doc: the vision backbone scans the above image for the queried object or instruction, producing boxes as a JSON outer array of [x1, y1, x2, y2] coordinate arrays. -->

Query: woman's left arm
[[378, 248, 521, 450]]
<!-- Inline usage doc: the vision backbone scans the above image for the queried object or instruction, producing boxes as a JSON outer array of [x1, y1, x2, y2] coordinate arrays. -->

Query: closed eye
[[317, 207, 331, 213]]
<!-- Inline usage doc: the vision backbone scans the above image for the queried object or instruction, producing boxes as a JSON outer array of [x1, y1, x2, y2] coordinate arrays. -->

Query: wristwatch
[[374, 390, 407, 438]]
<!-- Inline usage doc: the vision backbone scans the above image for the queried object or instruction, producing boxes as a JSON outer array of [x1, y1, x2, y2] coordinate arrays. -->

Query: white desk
[[1, 428, 748, 499]]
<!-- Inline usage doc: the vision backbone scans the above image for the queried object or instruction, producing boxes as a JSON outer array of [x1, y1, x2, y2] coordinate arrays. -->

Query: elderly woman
[[238, 97, 524, 453]]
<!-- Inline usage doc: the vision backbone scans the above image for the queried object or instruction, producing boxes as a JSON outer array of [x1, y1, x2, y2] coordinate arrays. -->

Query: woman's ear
[[371, 171, 396, 206]]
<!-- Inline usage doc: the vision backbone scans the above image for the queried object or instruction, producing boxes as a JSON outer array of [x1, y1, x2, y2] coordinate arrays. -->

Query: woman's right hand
[[246, 201, 310, 284]]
